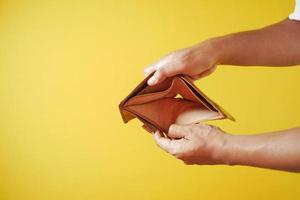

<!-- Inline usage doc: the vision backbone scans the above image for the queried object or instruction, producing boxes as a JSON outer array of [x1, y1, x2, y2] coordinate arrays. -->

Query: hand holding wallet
[[119, 73, 234, 134]]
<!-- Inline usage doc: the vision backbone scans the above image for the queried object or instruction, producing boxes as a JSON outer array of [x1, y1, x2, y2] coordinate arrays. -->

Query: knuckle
[[157, 68, 166, 77]]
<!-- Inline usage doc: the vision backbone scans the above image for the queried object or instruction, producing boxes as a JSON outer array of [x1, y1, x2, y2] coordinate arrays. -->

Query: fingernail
[[148, 77, 156, 85]]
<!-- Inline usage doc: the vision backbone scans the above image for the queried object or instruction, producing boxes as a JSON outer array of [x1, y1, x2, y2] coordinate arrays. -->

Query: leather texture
[[119, 73, 234, 134]]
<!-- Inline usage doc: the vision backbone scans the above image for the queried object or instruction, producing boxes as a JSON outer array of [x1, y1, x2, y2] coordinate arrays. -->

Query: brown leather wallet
[[119, 73, 234, 134]]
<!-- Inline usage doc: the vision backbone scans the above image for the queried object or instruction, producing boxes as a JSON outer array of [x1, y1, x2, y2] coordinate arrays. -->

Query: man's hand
[[153, 124, 300, 172], [144, 40, 220, 86], [153, 124, 229, 165], [144, 19, 300, 86]]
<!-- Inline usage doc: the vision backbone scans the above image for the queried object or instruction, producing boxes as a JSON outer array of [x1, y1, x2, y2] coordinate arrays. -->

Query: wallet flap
[[180, 75, 235, 121]]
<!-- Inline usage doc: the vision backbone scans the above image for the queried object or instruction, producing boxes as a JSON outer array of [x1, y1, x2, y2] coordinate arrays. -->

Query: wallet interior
[[122, 76, 223, 133]]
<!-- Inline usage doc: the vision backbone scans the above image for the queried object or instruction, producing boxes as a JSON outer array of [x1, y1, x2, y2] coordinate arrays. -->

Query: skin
[[144, 19, 300, 172]]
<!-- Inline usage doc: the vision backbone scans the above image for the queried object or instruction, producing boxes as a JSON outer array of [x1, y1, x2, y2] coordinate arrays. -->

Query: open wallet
[[119, 73, 235, 135]]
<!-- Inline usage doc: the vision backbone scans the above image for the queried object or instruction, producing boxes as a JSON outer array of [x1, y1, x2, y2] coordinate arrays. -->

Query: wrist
[[212, 133, 238, 166], [193, 37, 228, 66], [208, 36, 229, 65]]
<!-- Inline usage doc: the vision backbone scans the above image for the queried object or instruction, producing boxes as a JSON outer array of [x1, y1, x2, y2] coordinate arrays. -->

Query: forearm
[[208, 19, 300, 66], [220, 127, 300, 172]]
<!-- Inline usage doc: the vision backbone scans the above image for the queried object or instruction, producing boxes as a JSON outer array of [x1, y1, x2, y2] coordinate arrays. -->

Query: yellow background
[[1, 0, 300, 199]]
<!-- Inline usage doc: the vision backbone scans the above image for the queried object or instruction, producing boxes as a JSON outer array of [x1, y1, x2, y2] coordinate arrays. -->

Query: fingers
[[153, 131, 172, 152], [144, 65, 156, 77], [144, 58, 165, 77], [153, 124, 223, 165], [147, 64, 183, 85], [144, 52, 184, 86], [153, 131, 181, 154], [147, 69, 166, 85], [168, 124, 188, 139]]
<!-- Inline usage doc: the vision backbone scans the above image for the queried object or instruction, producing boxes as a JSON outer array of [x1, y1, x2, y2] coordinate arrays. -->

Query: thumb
[[168, 124, 187, 139]]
